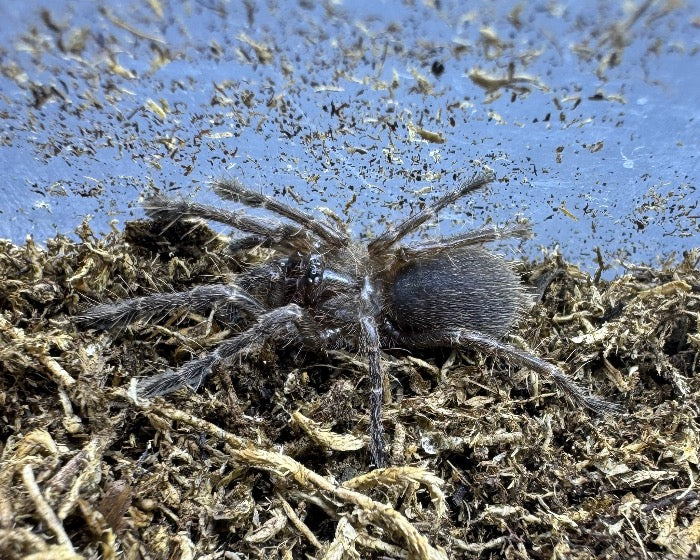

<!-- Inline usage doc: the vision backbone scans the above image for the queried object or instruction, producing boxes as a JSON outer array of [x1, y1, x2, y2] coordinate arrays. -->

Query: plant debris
[[1, 221, 698, 559]]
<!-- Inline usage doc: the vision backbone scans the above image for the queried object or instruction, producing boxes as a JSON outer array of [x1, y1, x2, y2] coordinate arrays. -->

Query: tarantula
[[77, 169, 617, 467]]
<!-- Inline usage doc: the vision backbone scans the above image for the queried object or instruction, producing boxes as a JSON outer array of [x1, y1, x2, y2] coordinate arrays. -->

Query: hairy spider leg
[[228, 235, 275, 253], [213, 179, 349, 248], [396, 222, 532, 261], [137, 304, 308, 397], [360, 315, 386, 468], [144, 192, 313, 252], [356, 274, 388, 468], [393, 328, 621, 415], [368, 170, 496, 255], [76, 284, 265, 330]]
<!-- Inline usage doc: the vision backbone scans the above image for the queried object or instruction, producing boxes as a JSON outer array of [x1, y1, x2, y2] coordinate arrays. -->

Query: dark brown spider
[[76, 169, 618, 467]]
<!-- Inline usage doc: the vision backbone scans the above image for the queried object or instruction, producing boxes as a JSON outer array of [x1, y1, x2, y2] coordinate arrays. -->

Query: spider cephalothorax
[[77, 170, 617, 467]]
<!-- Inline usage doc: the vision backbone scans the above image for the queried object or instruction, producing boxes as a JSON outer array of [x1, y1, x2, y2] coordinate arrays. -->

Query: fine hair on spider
[[76, 169, 620, 468]]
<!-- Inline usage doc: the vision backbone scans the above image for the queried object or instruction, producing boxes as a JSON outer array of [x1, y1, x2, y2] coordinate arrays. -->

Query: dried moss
[[1, 224, 698, 559]]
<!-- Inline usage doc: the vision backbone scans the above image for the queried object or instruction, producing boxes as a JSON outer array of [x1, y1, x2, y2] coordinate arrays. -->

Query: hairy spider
[[77, 169, 617, 467]]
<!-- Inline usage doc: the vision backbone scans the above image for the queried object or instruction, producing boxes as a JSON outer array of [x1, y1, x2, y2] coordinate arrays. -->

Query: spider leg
[[397, 222, 532, 261], [393, 328, 621, 415], [360, 315, 387, 468], [144, 192, 312, 251], [228, 234, 273, 253], [76, 284, 265, 330], [137, 304, 307, 397], [213, 179, 350, 248], [368, 170, 495, 255]]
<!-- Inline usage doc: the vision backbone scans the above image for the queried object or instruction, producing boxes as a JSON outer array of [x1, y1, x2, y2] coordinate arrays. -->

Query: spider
[[77, 169, 618, 468]]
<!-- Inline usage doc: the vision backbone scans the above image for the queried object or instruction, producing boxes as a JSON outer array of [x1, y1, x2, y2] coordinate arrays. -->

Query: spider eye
[[307, 254, 324, 285]]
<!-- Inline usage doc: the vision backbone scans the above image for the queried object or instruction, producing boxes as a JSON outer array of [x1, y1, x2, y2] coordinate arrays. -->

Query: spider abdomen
[[390, 248, 530, 338]]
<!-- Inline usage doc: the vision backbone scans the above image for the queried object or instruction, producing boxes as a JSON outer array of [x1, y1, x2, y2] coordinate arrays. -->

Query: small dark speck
[[601, 301, 625, 322], [431, 61, 445, 77]]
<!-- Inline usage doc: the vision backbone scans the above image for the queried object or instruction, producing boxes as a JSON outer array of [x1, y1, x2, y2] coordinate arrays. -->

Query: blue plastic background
[[0, 0, 697, 277]]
